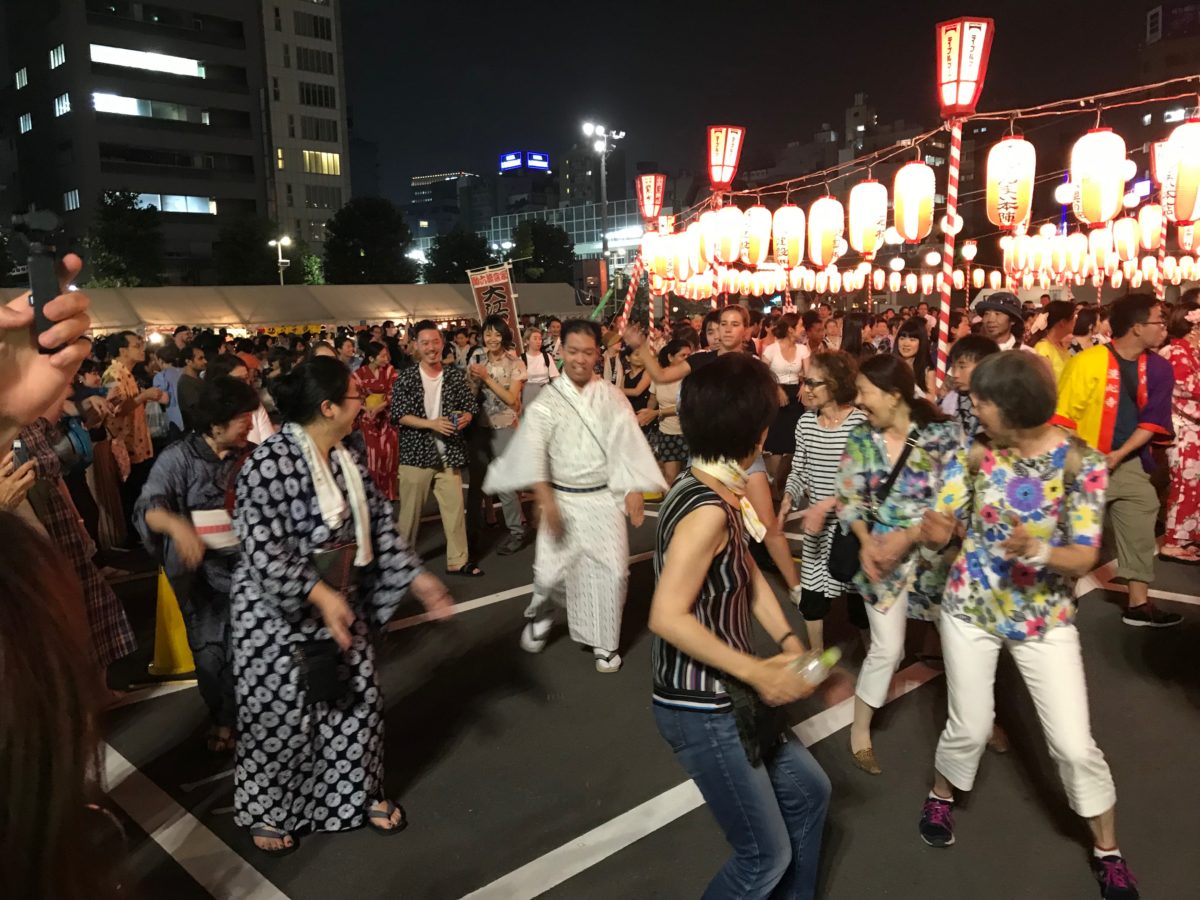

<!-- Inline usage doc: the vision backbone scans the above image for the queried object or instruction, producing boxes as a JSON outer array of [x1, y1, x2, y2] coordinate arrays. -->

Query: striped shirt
[[652, 472, 753, 710], [785, 408, 868, 598]]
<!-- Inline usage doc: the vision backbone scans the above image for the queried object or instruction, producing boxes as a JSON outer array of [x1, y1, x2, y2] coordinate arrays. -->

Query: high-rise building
[[260, 0, 351, 247], [559, 141, 627, 206], [0, 0, 351, 283]]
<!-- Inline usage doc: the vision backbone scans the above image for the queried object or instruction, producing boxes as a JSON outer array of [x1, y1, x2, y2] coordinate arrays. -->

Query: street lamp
[[268, 234, 292, 286], [582, 121, 625, 260]]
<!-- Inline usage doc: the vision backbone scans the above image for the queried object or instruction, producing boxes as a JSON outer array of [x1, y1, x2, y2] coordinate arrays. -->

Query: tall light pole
[[582, 121, 625, 264], [268, 234, 292, 285]]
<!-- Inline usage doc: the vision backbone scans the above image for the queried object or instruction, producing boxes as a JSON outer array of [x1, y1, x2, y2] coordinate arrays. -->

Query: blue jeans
[[654, 703, 830, 899]]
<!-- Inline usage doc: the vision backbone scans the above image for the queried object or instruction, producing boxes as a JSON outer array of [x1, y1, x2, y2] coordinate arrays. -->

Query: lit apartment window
[[14, 67, 28, 89], [419, 220, 429, 228], [135, 193, 217, 214], [63, 189, 80, 211], [18, 113, 32, 134], [54, 93, 71, 116], [89, 44, 205, 78], [93, 91, 210, 125], [276, 147, 285, 170], [302, 149, 340, 175], [49, 44, 65, 69]]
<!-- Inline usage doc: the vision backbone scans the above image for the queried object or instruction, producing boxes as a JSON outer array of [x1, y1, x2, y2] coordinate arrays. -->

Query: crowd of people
[[3, 251, 1196, 897]]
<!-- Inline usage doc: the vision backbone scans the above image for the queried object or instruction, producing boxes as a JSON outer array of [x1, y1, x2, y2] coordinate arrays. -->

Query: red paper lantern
[[707, 125, 745, 192], [935, 17, 995, 119], [635, 173, 666, 221]]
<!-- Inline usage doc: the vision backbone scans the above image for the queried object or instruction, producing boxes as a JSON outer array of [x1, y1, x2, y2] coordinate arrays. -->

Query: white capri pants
[[855, 589, 913, 709], [934, 611, 1117, 819]]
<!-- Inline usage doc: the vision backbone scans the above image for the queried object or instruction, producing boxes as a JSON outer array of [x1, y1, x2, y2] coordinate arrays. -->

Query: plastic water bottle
[[791, 647, 842, 687]]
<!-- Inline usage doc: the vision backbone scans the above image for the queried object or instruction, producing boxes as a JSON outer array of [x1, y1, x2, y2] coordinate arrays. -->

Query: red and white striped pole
[[935, 119, 963, 388], [615, 254, 644, 331]]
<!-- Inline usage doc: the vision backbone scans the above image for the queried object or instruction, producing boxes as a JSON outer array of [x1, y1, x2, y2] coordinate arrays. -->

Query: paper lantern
[[985, 136, 1036, 230], [905, 273, 918, 294], [1070, 128, 1128, 227], [647, 232, 671, 279], [935, 17, 995, 118], [1179, 224, 1196, 253], [1164, 255, 1179, 281], [789, 268, 803, 290], [873, 268, 886, 290], [893, 162, 936, 242], [697, 209, 720, 263], [1130, 269, 1144, 289], [815, 270, 829, 294], [848, 179, 888, 259], [988, 270, 1002, 290], [1167, 119, 1200, 224], [972, 268, 985, 288], [1112, 217, 1140, 261], [1048, 235, 1067, 274], [742, 204, 772, 267], [920, 273, 934, 295], [707, 125, 745, 192], [1142, 255, 1158, 279], [961, 239, 978, 261], [672, 233, 694, 282], [1139, 203, 1164, 250], [808, 196, 845, 267], [888, 271, 902, 292], [772, 204, 805, 269], [828, 268, 842, 294], [1089, 225, 1113, 273], [1065, 232, 1089, 274], [635, 173, 666, 221], [1151, 138, 1174, 185], [953, 269, 966, 290], [802, 269, 816, 292], [712, 206, 744, 265]]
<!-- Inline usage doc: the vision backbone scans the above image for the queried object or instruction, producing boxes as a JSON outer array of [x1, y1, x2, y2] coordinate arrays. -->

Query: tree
[[323, 196, 418, 284], [213, 215, 307, 285], [302, 253, 325, 285], [82, 190, 164, 286], [423, 227, 494, 283], [509, 220, 574, 284]]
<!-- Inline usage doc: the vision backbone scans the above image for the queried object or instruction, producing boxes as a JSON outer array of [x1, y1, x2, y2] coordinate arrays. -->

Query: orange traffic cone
[[147, 568, 195, 677]]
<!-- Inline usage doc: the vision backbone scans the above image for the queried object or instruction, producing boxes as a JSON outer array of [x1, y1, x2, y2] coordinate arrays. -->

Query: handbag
[[290, 639, 347, 705], [827, 429, 918, 583]]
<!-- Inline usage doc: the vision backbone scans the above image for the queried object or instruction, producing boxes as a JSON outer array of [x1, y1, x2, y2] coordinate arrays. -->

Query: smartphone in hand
[[12, 439, 30, 467]]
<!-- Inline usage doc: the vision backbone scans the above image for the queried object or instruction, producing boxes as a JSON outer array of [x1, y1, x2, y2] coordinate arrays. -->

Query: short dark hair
[[561, 319, 601, 348], [1073, 306, 1099, 337], [969, 351, 1057, 429], [272, 357, 352, 425], [772, 313, 798, 340], [1044, 300, 1076, 331], [174, 325, 191, 336], [948, 334, 999, 366], [802, 310, 821, 330], [154, 343, 179, 367], [658, 337, 695, 368], [810, 350, 859, 404], [194, 376, 261, 435], [857, 353, 948, 428], [1108, 294, 1158, 339], [680, 354, 778, 461], [719, 305, 749, 327], [411, 319, 440, 340], [206, 353, 248, 381], [481, 314, 514, 349], [364, 341, 387, 362], [106, 331, 137, 358]]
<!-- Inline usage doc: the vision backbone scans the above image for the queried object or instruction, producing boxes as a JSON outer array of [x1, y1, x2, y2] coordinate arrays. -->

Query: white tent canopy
[[0, 282, 585, 331]]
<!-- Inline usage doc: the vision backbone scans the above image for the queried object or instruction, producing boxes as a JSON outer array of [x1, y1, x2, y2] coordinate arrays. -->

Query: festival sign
[[467, 262, 523, 352]]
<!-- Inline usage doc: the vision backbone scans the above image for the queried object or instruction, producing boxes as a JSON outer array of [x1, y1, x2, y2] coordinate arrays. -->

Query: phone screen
[[12, 440, 30, 467]]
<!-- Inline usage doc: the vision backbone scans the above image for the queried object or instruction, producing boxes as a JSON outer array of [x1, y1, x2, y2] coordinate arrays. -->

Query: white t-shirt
[[650, 379, 683, 435], [761, 341, 808, 385], [421, 367, 445, 454], [523, 350, 559, 386]]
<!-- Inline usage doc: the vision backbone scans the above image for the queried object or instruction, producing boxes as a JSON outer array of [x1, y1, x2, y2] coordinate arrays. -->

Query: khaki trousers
[[1106, 461, 1159, 584], [396, 464, 469, 569]]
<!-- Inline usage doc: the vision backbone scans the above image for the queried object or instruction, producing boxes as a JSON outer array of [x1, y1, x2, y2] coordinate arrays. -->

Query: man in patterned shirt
[[390, 320, 481, 576], [104, 331, 164, 538]]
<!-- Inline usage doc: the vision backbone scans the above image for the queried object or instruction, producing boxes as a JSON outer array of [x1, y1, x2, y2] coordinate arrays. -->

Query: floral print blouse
[[835, 419, 962, 619], [935, 438, 1107, 640]]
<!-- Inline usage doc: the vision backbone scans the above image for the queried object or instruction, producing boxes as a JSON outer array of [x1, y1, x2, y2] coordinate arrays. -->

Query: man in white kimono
[[484, 319, 666, 673]]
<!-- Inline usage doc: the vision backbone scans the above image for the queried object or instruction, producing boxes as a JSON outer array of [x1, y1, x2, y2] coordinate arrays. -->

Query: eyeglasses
[[342, 393, 364, 402], [801, 378, 828, 389], [1143, 319, 1166, 327]]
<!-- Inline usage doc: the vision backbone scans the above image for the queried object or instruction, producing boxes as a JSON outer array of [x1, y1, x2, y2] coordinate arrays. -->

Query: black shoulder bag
[[827, 430, 918, 583]]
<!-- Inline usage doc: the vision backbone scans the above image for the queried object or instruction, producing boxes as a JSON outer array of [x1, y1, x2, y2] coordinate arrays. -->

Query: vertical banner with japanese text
[[467, 262, 523, 353]]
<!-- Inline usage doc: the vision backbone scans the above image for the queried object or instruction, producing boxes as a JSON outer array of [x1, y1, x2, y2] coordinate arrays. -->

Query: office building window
[[18, 113, 32, 134], [135, 193, 217, 214], [276, 147, 285, 170], [14, 67, 28, 90], [298, 82, 336, 108], [54, 93, 71, 116], [92, 91, 209, 125], [287, 114, 295, 138], [286, 183, 294, 207], [300, 115, 337, 141], [295, 46, 334, 74], [302, 149, 340, 175], [89, 44, 205, 78], [305, 184, 342, 209], [273, 6, 282, 31], [307, 219, 327, 242], [272, 77, 280, 101], [294, 12, 333, 40], [63, 189, 80, 211], [49, 44, 66, 69], [282, 44, 290, 68]]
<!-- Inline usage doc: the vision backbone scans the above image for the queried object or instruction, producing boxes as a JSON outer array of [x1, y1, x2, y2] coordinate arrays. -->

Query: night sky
[[343, 0, 1143, 203]]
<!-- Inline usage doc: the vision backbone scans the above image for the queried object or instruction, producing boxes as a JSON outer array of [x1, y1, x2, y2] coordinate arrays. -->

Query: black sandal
[[446, 563, 484, 577], [366, 800, 408, 836], [249, 824, 300, 857]]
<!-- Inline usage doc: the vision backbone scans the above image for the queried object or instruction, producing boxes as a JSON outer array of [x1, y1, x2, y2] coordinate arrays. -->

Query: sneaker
[[1091, 855, 1139, 900], [1121, 602, 1183, 628], [918, 795, 955, 848], [594, 649, 622, 673], [520, 617, 552, 654], [497, 530, 530, 556]]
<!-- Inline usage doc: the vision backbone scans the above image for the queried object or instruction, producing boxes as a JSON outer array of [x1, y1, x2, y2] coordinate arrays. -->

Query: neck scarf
[[283, 423, 374, 567], [690, 458, 768, 542]]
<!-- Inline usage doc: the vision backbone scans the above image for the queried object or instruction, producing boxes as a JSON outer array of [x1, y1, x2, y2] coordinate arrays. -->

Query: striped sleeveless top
[[651, 472, 754, 710]]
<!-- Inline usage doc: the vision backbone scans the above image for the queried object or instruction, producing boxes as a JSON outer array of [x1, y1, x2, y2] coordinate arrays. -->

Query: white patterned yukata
[[230, 430, 424, 834], [484, 376, 666, 652]]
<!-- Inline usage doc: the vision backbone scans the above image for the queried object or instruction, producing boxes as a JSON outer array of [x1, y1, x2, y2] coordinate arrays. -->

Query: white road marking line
[[1075, 561, 1117, 598], [180, 769, 235, 793], [463, 660, 939, 900], [1096, 581, 1200, 607], [104, 744, 289, 900], [107, 680, 198, 709]]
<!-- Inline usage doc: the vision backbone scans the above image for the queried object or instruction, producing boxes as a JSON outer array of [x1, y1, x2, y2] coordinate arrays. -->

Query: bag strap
[[874, 429, 918, 507]]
